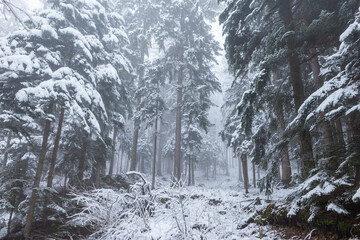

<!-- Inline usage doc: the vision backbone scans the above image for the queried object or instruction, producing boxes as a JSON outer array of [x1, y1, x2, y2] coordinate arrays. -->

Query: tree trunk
[[173, 14, 185, 184], [130, 34, 146, 171], [119, 149, 124, 173], [157, 119, 162, 176], [273, 70, 292, 187], [348, 112, 360, 187], [241, 153, 249, 193], [151, 103, 159, 190], [213, 157, 217, 180], [43, 106, 65, 222], [225, 146, 230, 176], [188, 157, 191, 186], [109, 127, 118, 175], [24, 103, 53, 239], [191, 158, 195, 185], [130, 109, 141, 171], [140, 156, 145, 173], [2, 130, 11, 168], [96, 160, 101, 188], [77, 136, 87, 184], [8, 208, 14, 234], [238, 156, 243, 182], [335, 118, 346, 155], [173, 63, 183, 183], [278, 0, 314, 178], [64, 173, 68, 195], [252, 163, 256, 188]]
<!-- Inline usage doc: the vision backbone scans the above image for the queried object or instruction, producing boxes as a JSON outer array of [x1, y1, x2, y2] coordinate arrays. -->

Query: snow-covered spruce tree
[[219, 0, 293, 189], [49, 0, 132, 186], [155, 0, 221, 183], [286, 7, 360, 220], [114, 0, 161, 172], [0, 0, 132, 237], [219, 0, 359, 193]]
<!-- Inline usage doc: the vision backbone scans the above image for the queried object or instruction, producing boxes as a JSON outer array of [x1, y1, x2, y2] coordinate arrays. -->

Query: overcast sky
[[26, 0, 43, 10]]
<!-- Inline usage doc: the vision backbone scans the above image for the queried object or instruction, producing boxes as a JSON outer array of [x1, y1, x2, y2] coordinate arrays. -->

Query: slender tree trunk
[[151, 103, 159, 190], [95, 160, 101, 188], [2, 130, 11, 168], [241, 153, 249, 193], [188, 157, 191, 186], [252, 163, 256, 188], [119, 149, 124, 173], [191, 158, 195, 185], [213, 157, 217, 180], [273, 70, 292, 186], [205, 163, 208, 179], [238, 156, 244, 182], [130, 110, 141, 171], [125, 151, 130, 172], [8, 208, 14, 234], [77, 136, 87, 184], [173, 15, 185, 184], [173, 66, 183, 183], [24, 103, 53, 239], [109, 127, 118, 175], [157, 119, 162, 176], [130, 34, 146, 171], [43, 106, 65, 222], [140, 156, 145, 173], [64, 173, 68, 195], [335, 118, 346, 154], [225, 146, 230, 176], [278, 0, 314, 178], [348, 112, 360, 187]]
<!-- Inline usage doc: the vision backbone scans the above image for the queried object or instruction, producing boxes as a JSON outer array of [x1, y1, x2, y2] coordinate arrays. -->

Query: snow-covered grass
[[68, 173, 290, 239]]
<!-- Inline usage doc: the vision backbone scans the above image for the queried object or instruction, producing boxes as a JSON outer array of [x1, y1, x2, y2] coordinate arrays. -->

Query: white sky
[[26, 0, 43, 10]]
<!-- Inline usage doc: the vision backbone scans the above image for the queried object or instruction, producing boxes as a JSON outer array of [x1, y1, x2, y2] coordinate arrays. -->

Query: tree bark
[[273, 70, 292, 187], [188, 157, 192, 186], [109, 127, 118, 175], [130, 106, 141, 171], [43, 106, 65, 222], [213, 157, 217, 180], [140, 156, 145, 173], [2, 130, 11, 168], [348, 112, 360, 187], [156, 119, 162, 176], [252, 163, 256, 188], [130, 33, 146, 171], [225, 146, 230, 176], [151, 102, 159, 190], [173, 60, 183, 183], [191, 158, 195, 185], [119, 149, 124, 173], [77, 136, 87, 184], [173, 14, 185, 184], [241, 153, 249, 193], [238, 156, 243, 182], [96, 160, 101, 188], [278, 0, 314, 178], [24, 103, 53, 239]]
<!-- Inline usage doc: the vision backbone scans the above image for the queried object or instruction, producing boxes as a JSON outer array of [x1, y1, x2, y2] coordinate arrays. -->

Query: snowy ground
[[68, 171, 295, 240]]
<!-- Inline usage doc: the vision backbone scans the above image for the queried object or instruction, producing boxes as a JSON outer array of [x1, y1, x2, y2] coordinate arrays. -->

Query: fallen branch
[[304, 228, 316, 240]]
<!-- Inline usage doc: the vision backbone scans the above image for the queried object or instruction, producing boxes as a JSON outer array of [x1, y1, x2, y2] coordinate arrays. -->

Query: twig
[[304, 228, 316, 240]]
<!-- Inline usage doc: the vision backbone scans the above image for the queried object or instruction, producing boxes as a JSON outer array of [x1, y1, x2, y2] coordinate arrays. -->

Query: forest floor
[[132, 173, 294, 240], [1, 172, 351, 239]]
